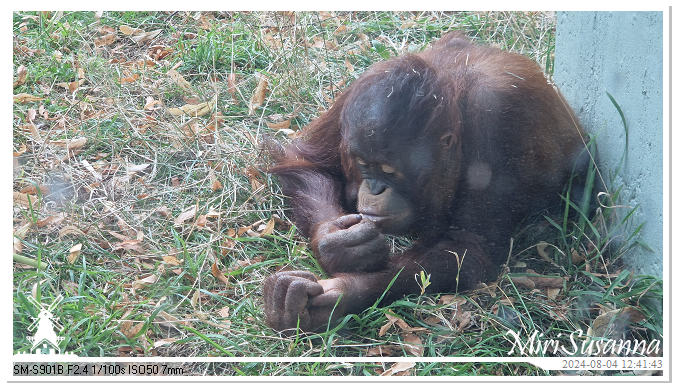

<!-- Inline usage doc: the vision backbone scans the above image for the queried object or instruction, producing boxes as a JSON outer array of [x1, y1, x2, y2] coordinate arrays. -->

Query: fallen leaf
[[344, 59, 355, 73], [401, 20, 418, 29], [571, 249, 586, 265], [13, 237, 22, 254], [227, 73, 238, 99], [245, 166, 265, 193], [195, 214, 208, 229], [155, 206, 171, 217], [14, 143, 27, 157], [81, 160, 103, 181], [536, 241, 554, 262], [119, 73, 139, 84], [476, 282, 497, 297], [58, 225, 86, 238], [318, 11, 334, 20], [439, 295, 466, 306], [52, 49, 64, 62], [156, 311, 191, 329], [509, 275, 535, 289], [119, 25, 141, 35], [546, 288, 561, 300], [13, 192, 40, 208], [144, 96, 162, 111], [190, 289, 200, 309], [20, 184, 49, 195], [236, 224, 251, 237], [211, 261, 229, 285], [167, 100, 214, 117], [68, 137, 87, 149], [248, 73, 269, 115], [94, 33, 116, 47], [120, 319, 145, 338], [174, 205, 197, 226], [211, 178, 223, 191], [153, 338, 177, 348], [14, 222, 31, 239], [589, 307, 645, 339], [132, 273, 159, 289], [266, 118, 292, 130], [366, 345, 402, 357], [13, 65, 27, 88], [527, 271, 566, 289], [129, 29, 161, 45], [403, 333, 423, 356], [162, 255, 183, 266], [452, 310, 472, 332], [56, 80, 84, 93], [36, 213, 65, 228], [167, 69, 193, 93], [205, 210, 221, 219], [113, 239, 145, 253], [217, 306, 230, 318], [423, 316, 441, 326], [107, 230, 130, 241], [276, 128, 298, 137], [381, 362, 415, 376], [310, 36, 338, 50], [334, 25, 348, 35], [259, 218, 275, 236], [21, 122, 41, 142], [379, 311, 410, 336], [67, 243, 82, 264], [149, 45, 172, 61], [127, 163, 150, 173], [13, 93, 43, 103]]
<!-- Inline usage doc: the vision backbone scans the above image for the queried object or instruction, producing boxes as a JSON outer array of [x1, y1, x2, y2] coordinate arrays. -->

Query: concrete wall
[[553, 11, 663, 276]]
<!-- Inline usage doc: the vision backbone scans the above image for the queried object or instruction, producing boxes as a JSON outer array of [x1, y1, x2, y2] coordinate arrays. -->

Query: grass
[[12, 11, 662, 376]]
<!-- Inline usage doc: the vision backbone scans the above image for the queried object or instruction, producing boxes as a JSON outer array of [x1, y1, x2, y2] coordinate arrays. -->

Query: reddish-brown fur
[[263, 32, 587, 332]]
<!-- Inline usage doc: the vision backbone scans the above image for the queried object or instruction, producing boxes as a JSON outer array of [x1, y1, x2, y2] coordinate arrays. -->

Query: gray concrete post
[[553, 11, 663, 276]]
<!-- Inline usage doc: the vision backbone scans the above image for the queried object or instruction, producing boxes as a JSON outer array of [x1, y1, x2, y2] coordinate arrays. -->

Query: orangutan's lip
[[359, 212, 389, 223]]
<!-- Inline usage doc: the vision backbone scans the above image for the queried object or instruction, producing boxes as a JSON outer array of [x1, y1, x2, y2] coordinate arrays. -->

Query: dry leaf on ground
[[167, 69, 193, 93], [131, 273, 159, 290], [119, 25, 142, 35], [403, 333, 424, 356], [266, 118, 292, 130], [129, 29, 161, 45], [66, 243, 82, 264], [589, 307, 645, 339], [536, 241, 554, 262], [94, 33, 116, 47], [14, 93, 43, 103], [167, 100, 214, 117], [227, 73, 238, 99], [366, 345, 403, 357], [248, 73, 269, 115], [381, 362, 415, 376], [14, 65, 27, 88], [174, 205, 197, 226], [13, 192, 40, 208], [211, 261, 229, 285]]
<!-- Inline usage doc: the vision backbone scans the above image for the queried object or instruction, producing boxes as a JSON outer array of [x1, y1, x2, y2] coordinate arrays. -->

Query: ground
[[12, 11, 662, 376]]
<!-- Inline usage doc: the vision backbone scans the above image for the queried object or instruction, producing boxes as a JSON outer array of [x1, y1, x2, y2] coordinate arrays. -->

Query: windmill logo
[[17, 295, 76, 356]]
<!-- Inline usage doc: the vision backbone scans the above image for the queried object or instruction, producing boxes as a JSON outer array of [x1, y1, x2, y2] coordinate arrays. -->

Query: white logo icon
[[16, 295, 76, 357]]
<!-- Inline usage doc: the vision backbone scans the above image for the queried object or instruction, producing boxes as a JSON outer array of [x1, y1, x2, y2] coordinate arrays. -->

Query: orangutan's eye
[[381, 164, 396, 174]]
